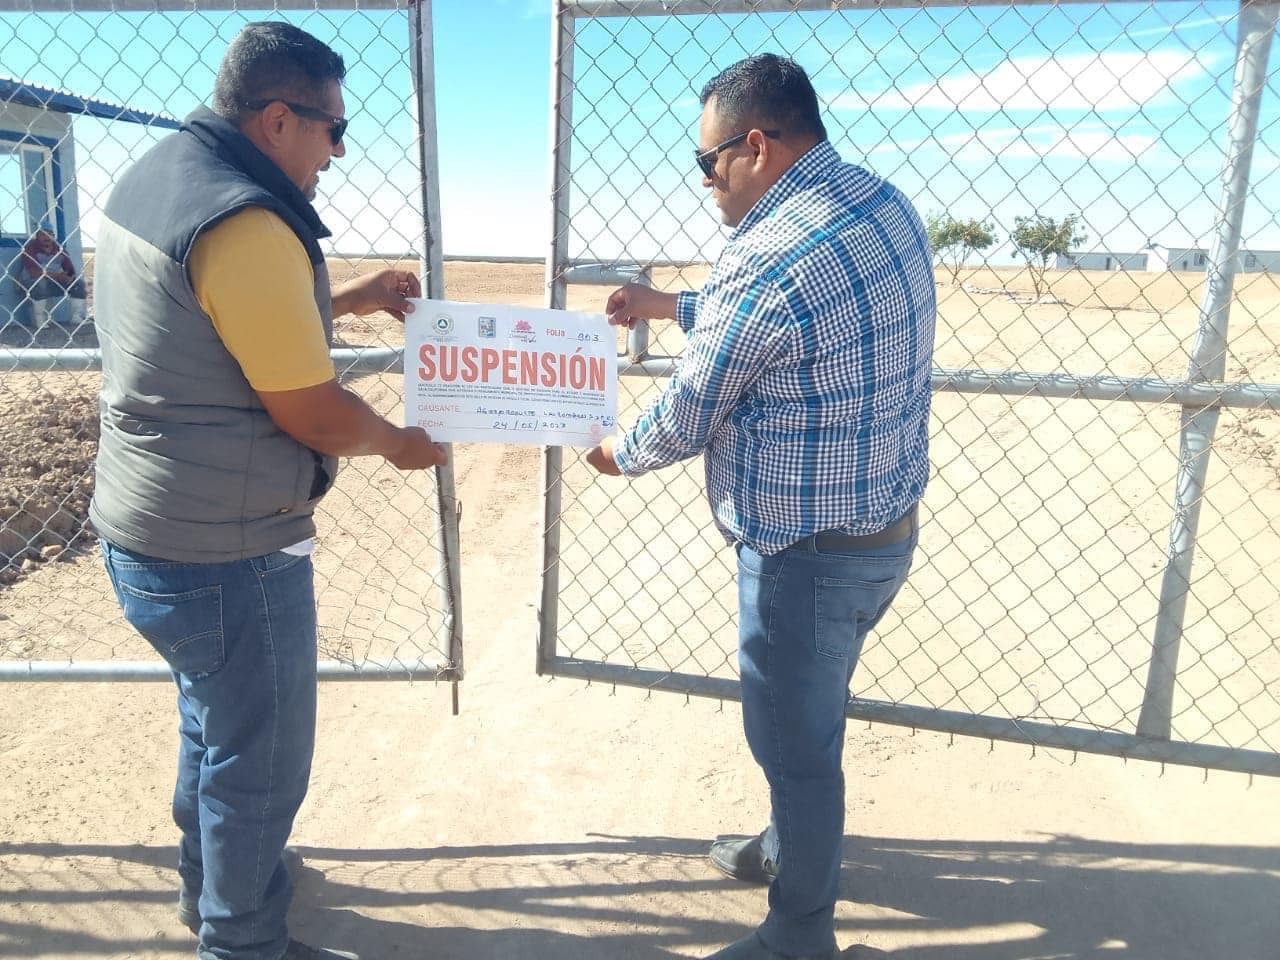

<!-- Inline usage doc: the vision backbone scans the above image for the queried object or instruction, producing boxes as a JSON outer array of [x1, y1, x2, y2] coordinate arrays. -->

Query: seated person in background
[[20, 223, 87, 320]]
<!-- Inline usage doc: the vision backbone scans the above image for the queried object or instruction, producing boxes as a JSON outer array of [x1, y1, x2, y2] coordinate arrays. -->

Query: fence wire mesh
[[540, 0, 1280, 775], [0, 1, 460, 680]]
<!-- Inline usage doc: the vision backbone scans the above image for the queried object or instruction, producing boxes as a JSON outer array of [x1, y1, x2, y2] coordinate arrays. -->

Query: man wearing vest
[[90, 22, 446, 960]]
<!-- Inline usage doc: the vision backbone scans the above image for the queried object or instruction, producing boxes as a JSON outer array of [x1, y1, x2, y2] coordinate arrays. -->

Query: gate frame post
[[1138, 0, 1279, 739]]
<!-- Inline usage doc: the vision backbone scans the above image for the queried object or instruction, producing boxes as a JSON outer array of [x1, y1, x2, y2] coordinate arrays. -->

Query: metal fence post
[[1137, 0, 1279, 739], [625, 266, 652, 362], [537, 1, 577, 676], [410, 0, 465, 701]]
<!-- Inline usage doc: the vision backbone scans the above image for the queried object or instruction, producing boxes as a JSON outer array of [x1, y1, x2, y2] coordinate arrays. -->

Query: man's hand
[[585, 435, 622, 476], [332, 268, 422, 322], [257, 379, 448, 469], [605, 284, 679, 330], [386, 426, 449, 470]]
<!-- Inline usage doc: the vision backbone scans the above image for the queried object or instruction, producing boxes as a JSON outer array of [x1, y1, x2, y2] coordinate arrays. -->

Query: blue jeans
[[101, 541, 317, 960], [736, 524, 917, 957]]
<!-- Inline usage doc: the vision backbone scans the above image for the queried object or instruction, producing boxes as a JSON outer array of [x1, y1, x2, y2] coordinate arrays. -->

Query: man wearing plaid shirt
[[586, 53, 936, 960]]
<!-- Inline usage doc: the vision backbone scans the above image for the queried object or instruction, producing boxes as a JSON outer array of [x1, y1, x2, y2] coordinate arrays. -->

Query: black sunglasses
[[247, 98, 348, 145], [694, 128, 781, 177]]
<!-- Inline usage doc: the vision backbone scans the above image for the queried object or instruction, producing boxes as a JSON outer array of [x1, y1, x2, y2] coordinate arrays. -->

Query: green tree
[[1010, 214, 1087, 297], [926, 213, 996, 284]]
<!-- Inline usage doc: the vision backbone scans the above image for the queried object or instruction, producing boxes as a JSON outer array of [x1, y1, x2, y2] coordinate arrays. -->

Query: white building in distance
[[1054, 250, 1149, 271], [1056, 242, 1280, 273]]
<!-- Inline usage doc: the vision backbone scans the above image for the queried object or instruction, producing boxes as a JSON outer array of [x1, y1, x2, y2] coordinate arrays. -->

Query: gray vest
[[90, 108, 340, 563]]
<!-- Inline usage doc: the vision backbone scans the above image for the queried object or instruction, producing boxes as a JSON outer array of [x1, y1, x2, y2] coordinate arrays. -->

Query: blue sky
[[1, 0, 1276, 263]]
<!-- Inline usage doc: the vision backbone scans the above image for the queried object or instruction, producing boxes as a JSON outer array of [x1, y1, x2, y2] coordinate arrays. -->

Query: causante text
[[418, 345, 607, 392]]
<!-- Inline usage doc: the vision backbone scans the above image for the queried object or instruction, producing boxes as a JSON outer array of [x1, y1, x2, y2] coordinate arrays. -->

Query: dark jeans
[[736, 524, 917, 956], [101, 541, 318, 960]]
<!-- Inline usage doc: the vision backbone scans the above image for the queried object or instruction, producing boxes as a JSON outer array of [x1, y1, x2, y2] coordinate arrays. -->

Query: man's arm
[[588, 276, 794, 477], [258, 380, 445, 469], [331, 268, 421, 322], [189, 207, 447, 471], [604, 283, 680, 329]]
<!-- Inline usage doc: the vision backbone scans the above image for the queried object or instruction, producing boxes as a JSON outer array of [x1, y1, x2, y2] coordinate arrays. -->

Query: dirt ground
[[1, 262, 1278, 959]]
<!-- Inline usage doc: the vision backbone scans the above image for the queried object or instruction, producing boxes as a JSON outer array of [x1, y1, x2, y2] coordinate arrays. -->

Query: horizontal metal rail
[[12, 345, 1279, 409], [545, 657, 1280, 777], [1, 346, 405, 375], [565, 0, 1150, 18], [0, 658, 459, 682], [924, 370, 1280, 409], [3, 0, 407, 11], [619, 360, 1280, 410]]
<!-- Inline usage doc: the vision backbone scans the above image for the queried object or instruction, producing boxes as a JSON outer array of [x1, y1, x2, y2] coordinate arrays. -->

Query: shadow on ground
[[0, 832, 1275, 958]]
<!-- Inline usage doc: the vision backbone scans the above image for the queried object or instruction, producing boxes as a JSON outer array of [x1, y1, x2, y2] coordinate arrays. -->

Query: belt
[[810, 505, 918, 551]]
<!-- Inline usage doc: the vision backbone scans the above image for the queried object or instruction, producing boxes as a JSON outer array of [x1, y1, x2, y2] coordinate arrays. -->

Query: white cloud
[[1011, 129, 1158, 161], [1124, 15, 1234, 40], [833, 50, 1208, 113], [869, 122, 1160, 164], [869, 122, 1061, 154]]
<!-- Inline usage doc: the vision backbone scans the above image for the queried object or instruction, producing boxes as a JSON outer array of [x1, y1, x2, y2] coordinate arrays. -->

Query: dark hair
[[212, 21, 346, 124], [699, 53, 827, 144]]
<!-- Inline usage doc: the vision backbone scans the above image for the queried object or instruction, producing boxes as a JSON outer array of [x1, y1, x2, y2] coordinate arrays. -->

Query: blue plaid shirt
[[613, 141, 936, 555]]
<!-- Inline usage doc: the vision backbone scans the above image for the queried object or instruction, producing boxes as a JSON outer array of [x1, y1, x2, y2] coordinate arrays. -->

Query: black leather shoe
[[282, 941, 359, 960], [177, 846, 306, 934], [709, 833, 777, 885], [704, 931, 837, 959]]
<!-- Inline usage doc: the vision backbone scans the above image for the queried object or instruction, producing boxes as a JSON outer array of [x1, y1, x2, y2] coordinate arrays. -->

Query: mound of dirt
[[0, 388, 99, 583]]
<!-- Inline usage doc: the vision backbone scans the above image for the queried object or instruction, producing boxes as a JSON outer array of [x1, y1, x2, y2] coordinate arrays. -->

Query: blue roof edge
[[1, 76, 181, 129]]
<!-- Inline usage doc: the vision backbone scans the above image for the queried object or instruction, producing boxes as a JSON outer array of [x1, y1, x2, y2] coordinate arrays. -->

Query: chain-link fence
[[0, 0, 461, 685], [537, 0, 1280, 777]]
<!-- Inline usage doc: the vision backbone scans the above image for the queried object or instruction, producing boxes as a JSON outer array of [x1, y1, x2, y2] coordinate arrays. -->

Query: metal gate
[[537, 0, 1280, 776], [0, 0, 461, 690]]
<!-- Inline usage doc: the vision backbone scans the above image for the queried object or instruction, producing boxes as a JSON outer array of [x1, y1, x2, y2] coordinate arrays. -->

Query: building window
[[1194, 253, 1206, 266], [0, 141, 55, 242], [1246, 254, 1258, 268]]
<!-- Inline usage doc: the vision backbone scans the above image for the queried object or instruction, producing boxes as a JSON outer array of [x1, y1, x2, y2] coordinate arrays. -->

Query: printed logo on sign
[[478, 315, 496, 338], [432, 313, 454, 336], [511, 319, 537, 343]]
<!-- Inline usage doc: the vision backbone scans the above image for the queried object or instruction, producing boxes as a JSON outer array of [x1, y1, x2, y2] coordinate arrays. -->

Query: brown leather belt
[[810, 505, 918, 551]]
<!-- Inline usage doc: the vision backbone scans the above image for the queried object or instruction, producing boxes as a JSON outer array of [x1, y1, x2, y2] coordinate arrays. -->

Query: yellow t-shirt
[[188, 207, 336, 392]]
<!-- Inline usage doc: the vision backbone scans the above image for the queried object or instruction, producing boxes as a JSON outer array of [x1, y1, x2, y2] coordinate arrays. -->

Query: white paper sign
[[403, 299, 618, 447]]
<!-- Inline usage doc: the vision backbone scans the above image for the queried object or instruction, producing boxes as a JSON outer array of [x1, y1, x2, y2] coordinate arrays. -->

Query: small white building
[[1, 76, 179, 326], [1055, 250, 1149, 271], [1233, 248, 1280, 273], [1144, 243, 1208, 272], [1057, 243, 1280, 274], [1143, 242, 1279, 274]]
